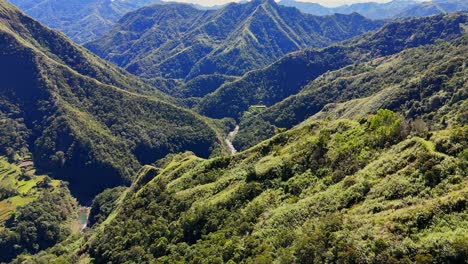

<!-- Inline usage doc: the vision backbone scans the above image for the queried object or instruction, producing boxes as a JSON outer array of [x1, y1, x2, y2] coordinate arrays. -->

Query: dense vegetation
[[234, 33, 468, 151], [7, 0, 164, 43], [0, 188, 77, 263], [86, 0, 382, 80], [197, 13, 467, 120], [0, 156, 77, 263], [84, 110, 467, 263], [88, 186, 126, 227], [1, 1, 467, 263], [0, 1, 224, 202], [279, 0, 468, 19]]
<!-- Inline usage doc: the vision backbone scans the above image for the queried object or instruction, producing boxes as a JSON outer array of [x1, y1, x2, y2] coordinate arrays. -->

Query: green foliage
[[369, 109, 403, 147], [0, 156, 77, 262], [86, 113, 467, 263], [197, 13, 467, 120], [0, 114, 30, 161], [156, 74, 239, 99], [0, 1, 223, 202], [1, 2, 467, 263], [88, 187, 126, 227], [234, 25, 468, 150], [86, 0, 381, 80], [0, 187, 77, 263]]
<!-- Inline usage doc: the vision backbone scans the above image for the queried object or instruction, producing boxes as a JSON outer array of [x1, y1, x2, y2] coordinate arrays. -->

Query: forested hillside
[[197, 13, 467, 121], [0, 157, 78, 263], [85, 0, 382, 80], [60, 111, 466, 263], [233, 26, 467, 151], [0, 1, 223, 202], [0, 0, 466, 263], [7, 0, 164, 43]]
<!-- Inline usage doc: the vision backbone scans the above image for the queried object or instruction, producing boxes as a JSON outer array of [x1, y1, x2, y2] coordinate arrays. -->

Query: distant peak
[[251, 0, 277, 6]]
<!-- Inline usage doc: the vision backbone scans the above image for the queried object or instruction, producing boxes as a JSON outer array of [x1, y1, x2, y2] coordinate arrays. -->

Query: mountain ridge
[[86, 0, 382, 80], [195, 12, 467, 121], [279, 0, 468, 19], [232, 24, 467, 150], [0, 0, 225, 203], [7, 0, 165, 43]]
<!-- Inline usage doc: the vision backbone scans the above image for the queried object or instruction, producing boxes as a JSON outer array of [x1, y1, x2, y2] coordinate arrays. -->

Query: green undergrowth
[[82, 110, 467, 263], [0, 156, 77, 263]]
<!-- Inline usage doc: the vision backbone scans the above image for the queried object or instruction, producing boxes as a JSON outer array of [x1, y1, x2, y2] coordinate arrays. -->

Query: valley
[[225, 125, 240, 155], [0, 0, 467, 263]]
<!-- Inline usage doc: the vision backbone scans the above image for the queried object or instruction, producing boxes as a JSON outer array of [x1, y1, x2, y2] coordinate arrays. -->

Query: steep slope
[[197, 13, 467, 121], [156, 74, 239, 99], [233, 32, 467, 151], [82, 111, 467, 263], [7, 0, 164, 44], [86, 0, 382, 80], [0, 1, 222, 202]]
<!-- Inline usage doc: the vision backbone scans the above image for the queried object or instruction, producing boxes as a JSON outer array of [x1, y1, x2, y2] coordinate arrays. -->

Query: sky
[[161, 0, 398, 7]]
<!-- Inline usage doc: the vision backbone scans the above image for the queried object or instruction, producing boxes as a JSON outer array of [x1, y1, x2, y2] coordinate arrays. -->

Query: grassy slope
[[0, 157, 62, 223], [233, 30, 468, 151], [83, 111, 467, 263]]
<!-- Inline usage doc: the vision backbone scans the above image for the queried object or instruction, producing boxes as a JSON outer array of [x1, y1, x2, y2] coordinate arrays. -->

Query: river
[[77, 206, 90, 232], [225, 125, 239, 155]]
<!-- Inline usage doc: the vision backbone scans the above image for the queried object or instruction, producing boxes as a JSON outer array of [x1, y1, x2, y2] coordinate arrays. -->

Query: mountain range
[[22, 34, 468, 259], [0, 0, 467, 262], [0, 0, 226, 203], [85, 0, 382, 80], [7, 0, 468, 45], [279, 0, 468, 19], [83, 20, 467, 263], [231, 12, 468, 150], [195, 13, 467, 120], [7, 0, 165, 43]]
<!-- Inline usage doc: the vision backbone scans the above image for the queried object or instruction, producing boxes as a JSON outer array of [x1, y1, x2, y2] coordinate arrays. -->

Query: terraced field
[[0, 157, 60, 222]]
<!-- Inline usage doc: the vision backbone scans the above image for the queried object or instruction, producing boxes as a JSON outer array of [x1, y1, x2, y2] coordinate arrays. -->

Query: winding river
[[225, 126, 240, 155]]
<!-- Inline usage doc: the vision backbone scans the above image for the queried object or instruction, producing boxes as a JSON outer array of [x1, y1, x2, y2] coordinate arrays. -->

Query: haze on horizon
[[162, 0, 418, 7]]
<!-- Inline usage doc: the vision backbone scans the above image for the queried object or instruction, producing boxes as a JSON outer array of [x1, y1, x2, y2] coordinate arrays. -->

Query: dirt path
[[225, 126, 240, 155]]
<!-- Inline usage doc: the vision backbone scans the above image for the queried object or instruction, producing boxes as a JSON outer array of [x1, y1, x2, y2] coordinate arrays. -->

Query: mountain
[[397, 0, 468, 17], [279, 0, 467, 19], [196, 13, 467, 121], [12, 36, 468, 261], [36, 109, 467, 263], [0, 1, 224, 202], [334, 0, 419, 18], [85, 0, 382, 80], [233, 32, 468, 151], [7, 0, 164, 43], [277, 0, 332, 15], [1, 0, 467, 263]]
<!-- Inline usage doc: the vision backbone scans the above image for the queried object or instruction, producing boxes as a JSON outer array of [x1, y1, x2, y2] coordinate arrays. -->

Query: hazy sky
[[162, 0, 398, 7]]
